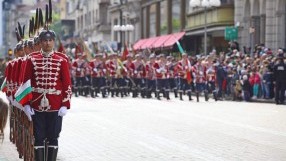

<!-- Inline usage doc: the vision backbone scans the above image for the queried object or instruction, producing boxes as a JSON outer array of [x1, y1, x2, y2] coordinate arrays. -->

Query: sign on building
[[225, 27, 238, 41]]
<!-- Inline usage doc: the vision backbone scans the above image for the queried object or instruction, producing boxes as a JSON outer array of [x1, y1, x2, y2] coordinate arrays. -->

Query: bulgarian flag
[[14, 80, 32, 105], [176, 41, 185, 54], [1, 78, 7, 93], [176, 40, 192, 84]]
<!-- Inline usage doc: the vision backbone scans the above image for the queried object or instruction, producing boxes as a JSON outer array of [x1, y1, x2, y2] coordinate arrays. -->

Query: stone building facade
[[235, 0, 286, 51]]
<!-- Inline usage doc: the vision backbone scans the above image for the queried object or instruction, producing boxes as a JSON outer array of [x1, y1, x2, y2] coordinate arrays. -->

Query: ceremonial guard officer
[[176, 53, 193, 101], [106, 53, 119, 97], [145, 54, 156, 98], [193, 57, 208, 102], [123, 54, 135, 96], [131, 54, 145, 98], [18, 29, 72, 161], [72, 52, 87, 97], [273, 52, 286, 105], [206, 62, 218, 101], [84, 59, 92, 97], [154, 54, 170, 100], [166, 56, 178, 98], [90, 53, 107, 98]]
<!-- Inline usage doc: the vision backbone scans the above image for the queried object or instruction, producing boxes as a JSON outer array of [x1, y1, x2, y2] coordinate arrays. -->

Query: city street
[[1, 94, 286, 161]]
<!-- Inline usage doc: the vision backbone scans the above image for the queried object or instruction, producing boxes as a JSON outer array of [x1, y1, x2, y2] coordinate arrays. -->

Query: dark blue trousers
[[33, 111, 63, 146]]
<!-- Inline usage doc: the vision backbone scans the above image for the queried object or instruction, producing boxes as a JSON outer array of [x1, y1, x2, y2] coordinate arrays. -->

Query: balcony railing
[[186, 5, 234, 31]]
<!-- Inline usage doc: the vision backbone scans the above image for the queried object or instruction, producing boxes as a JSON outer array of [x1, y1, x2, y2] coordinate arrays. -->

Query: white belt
[[32, 88, 61, 95]]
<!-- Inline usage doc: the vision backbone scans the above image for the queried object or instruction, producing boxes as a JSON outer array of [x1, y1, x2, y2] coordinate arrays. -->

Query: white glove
[[93, 68, 97, 72], [24, 105, 35, 121], [134, 70, 138, 74], [77, 68, 81, 71], [58, 106, 68, 117]]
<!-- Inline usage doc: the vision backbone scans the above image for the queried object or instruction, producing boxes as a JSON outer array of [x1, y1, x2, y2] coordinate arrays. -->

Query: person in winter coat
[[249, 69, 261, 99]]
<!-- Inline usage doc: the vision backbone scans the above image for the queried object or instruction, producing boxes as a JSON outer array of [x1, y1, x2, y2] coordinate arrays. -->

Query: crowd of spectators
[[189, 43, 286, 104]]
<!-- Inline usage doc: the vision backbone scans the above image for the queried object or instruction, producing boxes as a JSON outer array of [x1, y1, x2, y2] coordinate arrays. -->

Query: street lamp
[[113, 24, 134, 50], [189, 0, 221, 55]]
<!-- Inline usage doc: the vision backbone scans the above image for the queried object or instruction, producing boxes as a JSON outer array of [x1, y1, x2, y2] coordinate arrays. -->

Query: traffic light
[[8, 48, 13, 55]]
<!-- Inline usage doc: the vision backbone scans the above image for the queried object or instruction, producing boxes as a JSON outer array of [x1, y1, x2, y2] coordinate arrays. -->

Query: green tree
[[49, 12, 61, 35]]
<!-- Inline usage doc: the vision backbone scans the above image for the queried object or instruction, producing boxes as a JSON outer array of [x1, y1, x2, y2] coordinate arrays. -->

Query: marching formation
[[71, 51, 220, 102], [1, 1, 72, 161]]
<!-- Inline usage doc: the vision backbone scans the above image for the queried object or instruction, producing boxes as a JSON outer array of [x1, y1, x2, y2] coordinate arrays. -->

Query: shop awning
[[140, 37, 158, 49], [152, 35, 171, 49], [133, 31, 185, 50], [133, 39, 149, 50], [163, 32, 186, 48]]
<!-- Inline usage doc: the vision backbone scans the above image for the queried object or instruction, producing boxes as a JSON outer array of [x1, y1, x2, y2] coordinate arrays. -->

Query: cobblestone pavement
[[1, 94, 286, 161]]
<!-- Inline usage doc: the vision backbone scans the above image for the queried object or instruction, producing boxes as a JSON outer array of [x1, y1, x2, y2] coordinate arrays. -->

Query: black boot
[[141, 89, 146, 98], [115, 88, 119, 97], [90, 88, 95, 98], [95, 88, 99, 97], [74, 88, 78, 97], [120, 88, 124, 98], [101, 88, 106, 98], [204, 91, 209, 101], [174, 89, 178, 98], [132, 89, 137, 98], [79, 87, 83, 96], [179, 92, 183, 101], [85, 87, 89, 96], [166, 91, 170, 100], [156, 91, 161, 100], [196, 92, 199, 102], [111, 89, 115, 97], [213, 91, 218, 101], [34, 147, 45, 161], [162, 91, 166, 98], [123, 88, 128, 96], [47, 146, 58, 161], [188, 91, 193, 101]]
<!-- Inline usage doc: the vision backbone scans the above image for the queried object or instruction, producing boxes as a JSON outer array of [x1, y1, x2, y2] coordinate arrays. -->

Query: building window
[[150, 4, 156, 37], [160, 1, 167, 35], [172, 0, 180, 33]]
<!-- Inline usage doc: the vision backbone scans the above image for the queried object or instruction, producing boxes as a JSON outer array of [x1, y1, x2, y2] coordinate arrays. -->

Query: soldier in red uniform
[[106, 53, 119, 97], [19, 30, 72, 161], [123, 54, 135, 96], [89, 53, 107, 97], [72, 52, 87, 97], [166, 56, 178, 98], [154, 54, 170, 100], [176, 53, 193, 101], [131, 54, 145, 98], [84, 57, 92, 97], [145, 54, 156, 98], [206, 62, 218, 101], [193, 57, 208, 102]]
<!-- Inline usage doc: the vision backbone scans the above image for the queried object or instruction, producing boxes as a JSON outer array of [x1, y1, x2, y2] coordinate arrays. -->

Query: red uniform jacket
[[132, 60, 145, 78], [145, 61, 155, 80], [22, 51, 72, 111], [106, 59, 118, 78], [89, 59, 105, 77], [153, 61, 167, 79], [72, 59, 86, 77], [193, 64, 207, 83]]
